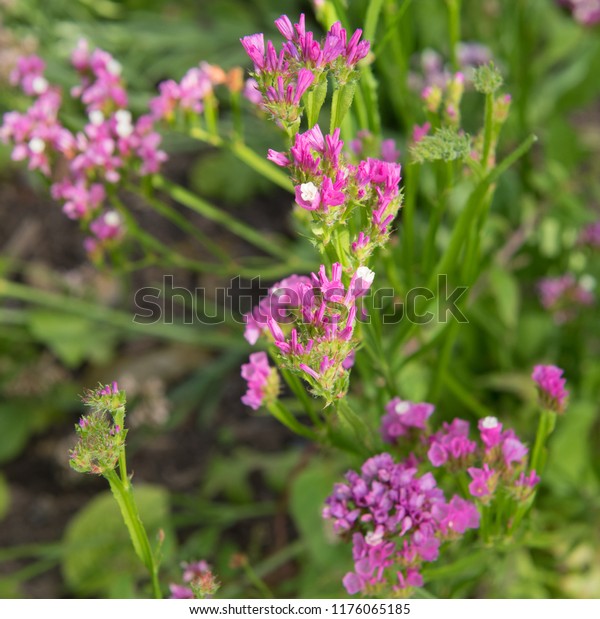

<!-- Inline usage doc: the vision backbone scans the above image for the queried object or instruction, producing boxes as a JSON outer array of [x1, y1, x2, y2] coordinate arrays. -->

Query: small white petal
[[394, 401, 411, 415], [481, 416, 499, 429], [114, 109, 131, 125], [89, 110, 104, 125], [356, 266, 375, 284], [28, 137, 45, 153], [106, 58, 122, 75], [32, 76, 48, 95], [104, 211, 121, 227], [115, 122, 133, 138], [300, 182, 318, 202]]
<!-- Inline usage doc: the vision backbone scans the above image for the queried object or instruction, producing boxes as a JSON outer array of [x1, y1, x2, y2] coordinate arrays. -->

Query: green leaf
[[62, 485, 173, 597], [189, 150, 270, 204], [489, 266, 520, 329], [0, 402, 37, 465], [289, 457, 349, 597], [27, 310, 118, 368]]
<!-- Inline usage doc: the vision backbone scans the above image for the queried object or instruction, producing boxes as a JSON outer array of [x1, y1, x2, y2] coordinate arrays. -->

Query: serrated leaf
[[62, 485, 173, 597]]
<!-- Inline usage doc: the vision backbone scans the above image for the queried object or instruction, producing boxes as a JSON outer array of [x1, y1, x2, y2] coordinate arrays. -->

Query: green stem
[[447, 0, 461, 73], [229, 141, 293, 193], [242, 561, 274, 599], [188, 127, 292, 193], [279, 368, 322, 429], [105, 469, 162, 598], [444, 372, 497, 419], [0, 278, 245, 348], [482, 92, 494, 171], [110, 193, 225, 274], [266, 401, 319, 441], [530, 408, 557, 476], [401, 163, 419, 288], [132, 186, 231, 264], [153, 175, 290, 260], [428, 319, 459, 402]]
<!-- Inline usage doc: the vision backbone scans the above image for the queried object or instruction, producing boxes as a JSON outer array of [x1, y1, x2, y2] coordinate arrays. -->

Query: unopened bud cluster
[[69, 382, 127, 475]]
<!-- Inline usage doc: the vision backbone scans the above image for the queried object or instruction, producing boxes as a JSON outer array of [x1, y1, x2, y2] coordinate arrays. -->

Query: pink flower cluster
[[381, 398, 435, 443], [241, 14, 369, 127], [243, 264, 374, 402], [428, 415, 537, 502], [532, 365, 568, 414], [408, 44, 492, 93], [537, 274, 595, 324], [240, 352, 279, 410], [1, 45, 167, 255], [268, 124, 402, 259], [169, 560, 216, 599], [323, 453, 479, 596], [380, 396, 539, 504], [150, 62, 226, 122], [558, 0, 600, 25]]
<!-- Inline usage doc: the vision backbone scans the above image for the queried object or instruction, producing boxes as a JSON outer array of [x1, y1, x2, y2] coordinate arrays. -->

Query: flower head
[[381, 398, 434, 443], [532, 364, 568, 414], [240, 352, 280, 410]]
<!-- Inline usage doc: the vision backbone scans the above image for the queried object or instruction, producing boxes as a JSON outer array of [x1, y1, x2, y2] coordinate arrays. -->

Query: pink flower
[[467, 464, 497, 498], [241, 352, 277, 410], [169, 584, 194, 599], [240, 33, 266, 71], [532, 364, 568, 413], [478, 416, 503, 449], [381, 398, 435, 443], [412, 122, 431, 144], [427, 419, 477, 467], [10, 55, 49, 96]]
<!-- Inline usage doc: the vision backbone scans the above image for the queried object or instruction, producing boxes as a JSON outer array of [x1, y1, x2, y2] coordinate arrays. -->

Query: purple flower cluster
[[243, 264, 373, 402], [323, 453, 479, 596], [241, 14, 369, 127], [558, 0, 600, 25], [240, 352, 279, 410], [268, 124, 403, 259], [532, 365, 569, 414], [1, 44, 167, 255], [537, 274, 595, 324]]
